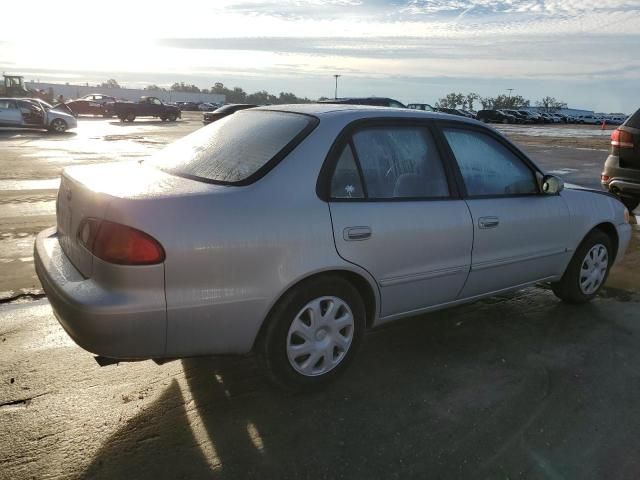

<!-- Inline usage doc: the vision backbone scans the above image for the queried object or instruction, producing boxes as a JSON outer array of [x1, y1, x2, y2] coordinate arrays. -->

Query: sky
[[1, 0, 639, 112]]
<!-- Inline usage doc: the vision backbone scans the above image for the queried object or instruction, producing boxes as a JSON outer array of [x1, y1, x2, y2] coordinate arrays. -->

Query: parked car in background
[[501, 110, 530, 123], [0, 97, 77, 133], [202, 103, 258, 125], [538, 113, 559, 124], [577, 115, 600, 125], [198, 103, 218, 112], [178, 102, 200, 111], [407, 103, 434, 111], [34, 104, 631, 389], [319, 97, 407, 108], [476, 109, 517, 124], [517, 110, 543, 123], [65, 94, 116, 117], [435, 107, 469, 118], [111, 96, 181, 122], [602, 107, 640, 212]]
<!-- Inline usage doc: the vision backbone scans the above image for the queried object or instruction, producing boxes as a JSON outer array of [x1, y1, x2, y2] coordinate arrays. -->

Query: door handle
[[478, 216, 500, 229], [344, 226, 372, 241]]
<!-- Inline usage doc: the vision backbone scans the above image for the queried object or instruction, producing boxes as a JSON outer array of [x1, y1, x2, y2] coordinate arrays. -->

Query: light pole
[[333, 74, 341, 99], [507, 88, 514, 98]]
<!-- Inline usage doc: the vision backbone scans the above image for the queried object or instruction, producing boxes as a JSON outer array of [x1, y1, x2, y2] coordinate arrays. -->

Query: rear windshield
[[150, 110, 317, 184]]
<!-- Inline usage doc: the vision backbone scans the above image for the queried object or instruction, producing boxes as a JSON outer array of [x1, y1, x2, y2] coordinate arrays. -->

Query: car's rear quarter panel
[[156, 117, 376, 356]]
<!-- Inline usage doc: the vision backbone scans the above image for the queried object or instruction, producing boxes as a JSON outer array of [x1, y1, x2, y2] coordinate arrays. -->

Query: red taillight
[[611, 129, 634, 148], [601, 174, 610, 182], [79, 219, 165, 265]]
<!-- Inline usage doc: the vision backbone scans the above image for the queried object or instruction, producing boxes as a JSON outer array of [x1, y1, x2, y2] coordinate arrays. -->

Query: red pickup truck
[[111, 96, 181, 122]]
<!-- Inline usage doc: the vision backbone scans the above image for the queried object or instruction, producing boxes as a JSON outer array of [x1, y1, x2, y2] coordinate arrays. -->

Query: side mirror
[[541, 174, 564, 194]]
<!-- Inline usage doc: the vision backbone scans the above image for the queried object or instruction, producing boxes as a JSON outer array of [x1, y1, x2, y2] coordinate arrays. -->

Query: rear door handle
[[478, 216, 500, 229], [344, 226, 372, 241]]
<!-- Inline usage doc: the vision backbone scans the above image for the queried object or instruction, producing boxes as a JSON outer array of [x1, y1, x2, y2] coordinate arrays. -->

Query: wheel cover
[[579, 243, 608, 295], [52, 119, 65, 132], [286, 296, 355, 377]]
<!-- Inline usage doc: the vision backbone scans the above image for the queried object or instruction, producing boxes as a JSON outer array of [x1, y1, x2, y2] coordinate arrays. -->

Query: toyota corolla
[[35, 104, 632, 389]]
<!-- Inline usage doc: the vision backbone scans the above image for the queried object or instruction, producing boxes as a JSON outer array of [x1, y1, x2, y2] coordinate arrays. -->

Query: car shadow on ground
[[80, 289, 640, 479]]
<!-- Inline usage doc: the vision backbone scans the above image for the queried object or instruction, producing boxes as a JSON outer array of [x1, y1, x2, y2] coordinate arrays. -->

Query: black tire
[[551, 230, 613, 304], [260, 275, 366, 391], [160, 115, 168, 122], [621, 197, 639, 213], [48, 118, 67, 133], [168, 112, 177, 122], [125, 111, 136, 122]]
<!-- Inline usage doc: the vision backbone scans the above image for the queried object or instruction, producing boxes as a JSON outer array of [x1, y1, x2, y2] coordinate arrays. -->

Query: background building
[[25, 82, 226, 105]]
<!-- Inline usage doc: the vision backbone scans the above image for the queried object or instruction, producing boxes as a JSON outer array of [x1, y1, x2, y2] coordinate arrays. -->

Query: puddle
[[0, 200, 55, 218], [0, 178, 59, 191]]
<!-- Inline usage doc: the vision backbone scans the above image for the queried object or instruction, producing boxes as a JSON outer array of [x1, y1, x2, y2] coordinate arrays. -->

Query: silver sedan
[[0, 97, 77, 132], [35, 104, 632, 389]]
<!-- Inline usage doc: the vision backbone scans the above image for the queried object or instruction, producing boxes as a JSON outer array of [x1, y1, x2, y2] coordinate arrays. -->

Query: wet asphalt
[[1, 115, 639, 479]]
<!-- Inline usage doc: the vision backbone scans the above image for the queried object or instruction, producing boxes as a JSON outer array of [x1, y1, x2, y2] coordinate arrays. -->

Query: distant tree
[[145, 84, 162, 91], [492, 94, 529, 109], [435, 92, 465, 109], [171, 82, 200, 93], [536, 96, 567, 113], [318, 96, 329, 101], [99, 79, 120, 89], [465, 92, 480, 111]]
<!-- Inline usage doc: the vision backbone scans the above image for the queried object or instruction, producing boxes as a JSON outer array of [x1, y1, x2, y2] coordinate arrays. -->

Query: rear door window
[[151, 110, 317, 184], [350, 126, 450, 199]]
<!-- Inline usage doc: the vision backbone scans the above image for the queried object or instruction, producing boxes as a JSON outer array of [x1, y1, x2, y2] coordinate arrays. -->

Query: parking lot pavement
[[2, 286, 640, 479], [1, 117, 639, 478]]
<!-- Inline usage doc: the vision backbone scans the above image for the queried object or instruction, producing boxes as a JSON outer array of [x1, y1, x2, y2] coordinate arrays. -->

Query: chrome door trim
[[379, 265, 469, 287], [471, 248, 570, 272]]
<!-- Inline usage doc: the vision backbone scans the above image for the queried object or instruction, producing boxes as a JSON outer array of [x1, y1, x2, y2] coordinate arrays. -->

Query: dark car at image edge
[[203, 104, 258, 125], [602, 107, 640, 212]]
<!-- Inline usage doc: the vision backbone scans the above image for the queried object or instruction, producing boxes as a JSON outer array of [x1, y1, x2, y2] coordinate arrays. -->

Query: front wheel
[[48, 118, 67, 133], [167, 112, 177, 122], [551, 230, 612, 303], [260, 276, 365, 390], [125, 111, 136, 122]]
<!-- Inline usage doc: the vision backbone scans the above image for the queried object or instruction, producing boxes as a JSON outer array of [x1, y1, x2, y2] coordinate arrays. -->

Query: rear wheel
[[551, 230, 612, 303], [48, 118, 67, 133], [125, 111, 136, 122], [260, 276, 365, 390]]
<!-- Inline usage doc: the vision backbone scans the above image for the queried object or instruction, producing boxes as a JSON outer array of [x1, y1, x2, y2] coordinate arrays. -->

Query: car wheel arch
[[591, 222, 619, 263], [251, 268, 379, 352]]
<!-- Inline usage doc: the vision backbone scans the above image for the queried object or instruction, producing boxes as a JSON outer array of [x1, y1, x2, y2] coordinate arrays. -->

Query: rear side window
[[330, 145, 364, 199], [150, 110, 317, 184]]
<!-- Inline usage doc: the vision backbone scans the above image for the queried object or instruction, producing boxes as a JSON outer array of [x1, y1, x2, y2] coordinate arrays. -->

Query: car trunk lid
[[57, 161, 223, 278]]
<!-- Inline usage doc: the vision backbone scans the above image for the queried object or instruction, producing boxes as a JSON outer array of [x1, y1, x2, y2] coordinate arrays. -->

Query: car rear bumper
[[34, 227, 167, 359], [602, 155, 640, 198]]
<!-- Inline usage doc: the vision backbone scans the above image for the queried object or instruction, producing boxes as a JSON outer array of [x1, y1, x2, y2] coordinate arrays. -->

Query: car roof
[[255, 103, 482, 125]]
